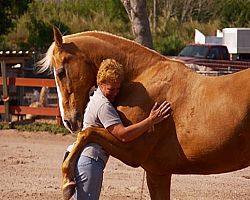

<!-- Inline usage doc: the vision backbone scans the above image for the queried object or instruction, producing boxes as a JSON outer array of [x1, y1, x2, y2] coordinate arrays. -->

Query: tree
[[0, 0, 33, 36], [24, 16, 70, 51], [121, 0, 153, 49], [217, 0, 250, 28]]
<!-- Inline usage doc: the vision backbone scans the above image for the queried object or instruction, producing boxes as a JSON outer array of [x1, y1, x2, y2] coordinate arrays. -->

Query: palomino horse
[[39, 27, 250, 200]]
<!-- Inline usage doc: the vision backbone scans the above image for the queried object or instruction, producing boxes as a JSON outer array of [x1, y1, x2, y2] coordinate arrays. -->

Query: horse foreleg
[[61, 131, 90, 200], [62, 127, 141, 200], [146, 171, 172, 200]]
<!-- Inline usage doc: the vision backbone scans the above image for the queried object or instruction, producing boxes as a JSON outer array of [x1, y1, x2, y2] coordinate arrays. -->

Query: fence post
[[56, 115, 62, 126], [56, 102, 62, 126], [1, 60, 11, 123]]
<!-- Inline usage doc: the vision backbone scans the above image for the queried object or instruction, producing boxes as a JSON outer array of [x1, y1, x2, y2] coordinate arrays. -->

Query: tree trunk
[[121, 0, 153, 49], [153, 0, 159, 32]]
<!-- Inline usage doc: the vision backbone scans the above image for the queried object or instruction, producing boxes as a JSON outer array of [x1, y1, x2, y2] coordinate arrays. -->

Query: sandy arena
[[0, 129, 249, 200]]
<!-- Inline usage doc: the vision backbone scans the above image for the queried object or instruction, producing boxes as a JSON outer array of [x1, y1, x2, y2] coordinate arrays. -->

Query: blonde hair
[[97, 59, 124, 85]]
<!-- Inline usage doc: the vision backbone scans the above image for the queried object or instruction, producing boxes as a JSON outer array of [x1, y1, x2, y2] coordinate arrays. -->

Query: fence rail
[[0, 105, 60, 116], [0, 60, 61, 125], [0, 77, 56, 87], [193, 59, 250, 70]]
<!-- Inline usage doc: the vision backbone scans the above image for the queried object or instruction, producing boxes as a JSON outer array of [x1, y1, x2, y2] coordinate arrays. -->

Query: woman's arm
[[107, 101, 171, 142]]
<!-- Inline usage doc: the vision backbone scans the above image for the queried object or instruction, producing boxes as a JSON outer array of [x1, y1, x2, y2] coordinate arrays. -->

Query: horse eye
[[56, 67, 65, 79]]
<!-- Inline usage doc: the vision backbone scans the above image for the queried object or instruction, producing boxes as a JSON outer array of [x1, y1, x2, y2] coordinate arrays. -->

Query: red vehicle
[[175, 44, 250, 73], [177, 44, 230, 61]]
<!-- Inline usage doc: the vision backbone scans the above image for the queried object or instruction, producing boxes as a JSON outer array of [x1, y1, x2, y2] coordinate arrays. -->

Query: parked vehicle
[[177, 44, 230, 61], [173, 44, 250, 75]]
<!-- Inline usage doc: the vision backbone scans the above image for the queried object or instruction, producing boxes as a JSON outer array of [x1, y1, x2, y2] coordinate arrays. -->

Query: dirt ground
[[0, 129, 249, 200]]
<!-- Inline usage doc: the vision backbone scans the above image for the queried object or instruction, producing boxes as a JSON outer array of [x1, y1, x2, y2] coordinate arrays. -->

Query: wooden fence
[[0, 61, 62, 126], [192, 59, 250, 71]]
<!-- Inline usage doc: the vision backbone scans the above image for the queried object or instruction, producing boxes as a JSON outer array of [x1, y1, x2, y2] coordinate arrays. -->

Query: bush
[[0, 122, 69, 135], [154, 33, 185, 56]]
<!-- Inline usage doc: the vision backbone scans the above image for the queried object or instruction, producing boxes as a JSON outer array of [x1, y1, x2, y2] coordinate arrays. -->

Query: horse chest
[[117, 105, 147, 125]]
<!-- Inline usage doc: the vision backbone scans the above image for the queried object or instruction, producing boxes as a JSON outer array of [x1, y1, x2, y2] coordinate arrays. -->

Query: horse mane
[[36, 42, 55, 73], [72, 30, 167, 60], [36, 30, 175, 73]]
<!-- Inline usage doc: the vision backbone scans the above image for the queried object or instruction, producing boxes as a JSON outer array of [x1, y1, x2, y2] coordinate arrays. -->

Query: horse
[[39, 27, 250, 200]]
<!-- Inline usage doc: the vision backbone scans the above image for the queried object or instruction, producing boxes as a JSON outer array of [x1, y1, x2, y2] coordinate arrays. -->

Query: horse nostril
[[64, 120, 72, 131]]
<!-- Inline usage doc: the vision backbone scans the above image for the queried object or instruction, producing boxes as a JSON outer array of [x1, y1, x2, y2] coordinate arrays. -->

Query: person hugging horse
[[64, 58, 171, 200]]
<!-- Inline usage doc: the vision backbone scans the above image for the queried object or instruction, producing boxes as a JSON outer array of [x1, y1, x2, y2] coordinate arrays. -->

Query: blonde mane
[[36, 30, 171, 74], [36, 42, 55, 73], [78, 30, 166, 59]]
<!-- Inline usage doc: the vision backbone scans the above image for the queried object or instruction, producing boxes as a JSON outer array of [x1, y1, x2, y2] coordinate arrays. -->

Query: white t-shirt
[[68, 87, 122, 164]]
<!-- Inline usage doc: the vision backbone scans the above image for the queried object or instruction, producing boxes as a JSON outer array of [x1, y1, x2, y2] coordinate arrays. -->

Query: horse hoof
[[62, 181, 75, 200]]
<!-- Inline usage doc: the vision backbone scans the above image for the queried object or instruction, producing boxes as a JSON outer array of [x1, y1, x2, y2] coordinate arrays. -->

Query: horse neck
[[79, 32, 198, 117], [82, 32, 167, 81], [76, 32, 195, 97]]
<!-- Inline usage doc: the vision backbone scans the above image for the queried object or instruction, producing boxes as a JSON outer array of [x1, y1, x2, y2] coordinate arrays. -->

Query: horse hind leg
[[146, 171, 172, 200]]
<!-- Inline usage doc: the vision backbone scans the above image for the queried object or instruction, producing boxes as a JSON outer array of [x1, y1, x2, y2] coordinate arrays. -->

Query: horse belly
[[142, 120, 250, 175], [177, 127, 250, 174], [172, 92, 250, 174]]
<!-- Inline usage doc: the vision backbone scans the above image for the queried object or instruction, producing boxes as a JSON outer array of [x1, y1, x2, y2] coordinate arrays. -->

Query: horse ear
[[53, 26, 63, 48]]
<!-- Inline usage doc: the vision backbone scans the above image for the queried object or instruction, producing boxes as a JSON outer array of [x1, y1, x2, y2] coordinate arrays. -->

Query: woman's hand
[[149, 101, 171, 125]]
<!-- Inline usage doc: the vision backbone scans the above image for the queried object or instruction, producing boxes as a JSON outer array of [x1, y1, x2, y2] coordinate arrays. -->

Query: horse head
[[51, 27, 97, 132]]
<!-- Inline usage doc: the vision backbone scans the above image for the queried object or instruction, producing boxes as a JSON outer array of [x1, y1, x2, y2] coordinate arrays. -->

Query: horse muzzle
[[63, 113, 83, 133], [64, 119, 83, 133]]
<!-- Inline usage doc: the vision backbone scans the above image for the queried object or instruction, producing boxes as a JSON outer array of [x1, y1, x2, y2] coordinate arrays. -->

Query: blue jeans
[[73, 155, 105, 200]]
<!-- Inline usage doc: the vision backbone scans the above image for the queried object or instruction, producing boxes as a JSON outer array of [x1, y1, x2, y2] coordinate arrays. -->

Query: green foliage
[[0, 122, 69, 135], [24, 0, 129, 33], [0, 0, 33, 36], [1, 0, 250, 54], [218, 0, 250, 28], [23, 17, 70, 50], [0, 123, 11, 130], [191, 2, 216, 23], [154, 34, 185, 56], [152, 18, 219, 55], [24, 18, 52, 50], [8, 0, 130, 51]]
